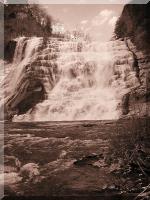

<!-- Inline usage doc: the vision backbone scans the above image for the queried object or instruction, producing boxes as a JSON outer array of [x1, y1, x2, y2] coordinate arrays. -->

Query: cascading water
[[6, 37, 42, 95], [27, 42, 118, 121], [2, 35, 136, 121]]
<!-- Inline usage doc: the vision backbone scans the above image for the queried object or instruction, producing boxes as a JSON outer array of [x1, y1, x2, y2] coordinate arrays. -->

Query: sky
[[41, 4, 124, 42]]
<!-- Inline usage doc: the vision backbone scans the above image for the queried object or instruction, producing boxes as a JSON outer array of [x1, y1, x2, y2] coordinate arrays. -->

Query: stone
[[19, 163, 40, 181]]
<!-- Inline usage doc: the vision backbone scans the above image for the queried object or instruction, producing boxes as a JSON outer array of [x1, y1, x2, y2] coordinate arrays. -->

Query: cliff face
[[115, 3, 150, 117], [4, 4, 52, 61]]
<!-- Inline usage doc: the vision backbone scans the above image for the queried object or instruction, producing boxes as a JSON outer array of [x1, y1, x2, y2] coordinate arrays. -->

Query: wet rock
[[92, 159, 107, 168], [74, 154, 104, 167], [19, 163, 40, 182], [59, 150, 67, 159], [122, 93, 130, 115], [4, 40, 17, 62], [82, 123, 95, 128]]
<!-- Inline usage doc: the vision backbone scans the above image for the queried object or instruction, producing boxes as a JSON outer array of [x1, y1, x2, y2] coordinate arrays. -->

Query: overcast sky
[[41, 4, 124, 41]]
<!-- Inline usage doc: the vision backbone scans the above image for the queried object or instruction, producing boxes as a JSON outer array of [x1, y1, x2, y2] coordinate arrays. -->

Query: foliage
[[107, 117, 150, 176], [114, 3, 150, 54], [4, 3, 52, 60], [4, 4, 52, 37], [4, 4, 52, 60]]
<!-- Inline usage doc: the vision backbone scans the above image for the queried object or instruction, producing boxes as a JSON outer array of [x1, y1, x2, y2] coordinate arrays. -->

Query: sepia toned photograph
[[0, 0, 150, 199]]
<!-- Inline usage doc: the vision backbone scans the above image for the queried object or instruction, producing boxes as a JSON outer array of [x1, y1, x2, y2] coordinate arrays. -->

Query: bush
[[107, 117, 150, 175]]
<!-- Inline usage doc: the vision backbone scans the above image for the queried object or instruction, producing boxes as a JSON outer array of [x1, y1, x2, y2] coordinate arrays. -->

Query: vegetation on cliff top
[[4, 4, 52, 60], [115, 3, 150, 54], [4, 4, 52, 38]]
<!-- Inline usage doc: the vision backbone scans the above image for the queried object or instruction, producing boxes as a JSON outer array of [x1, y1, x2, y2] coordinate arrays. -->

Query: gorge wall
[[115, 2, 150, 117]]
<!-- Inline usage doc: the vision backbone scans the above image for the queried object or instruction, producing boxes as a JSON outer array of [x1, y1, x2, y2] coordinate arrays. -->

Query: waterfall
[[2, 36, 137, 121], [8, 37, 42, 95]]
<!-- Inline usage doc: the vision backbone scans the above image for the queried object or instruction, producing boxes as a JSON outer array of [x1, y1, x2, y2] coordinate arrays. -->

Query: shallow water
[[2, 120, 148, 198]]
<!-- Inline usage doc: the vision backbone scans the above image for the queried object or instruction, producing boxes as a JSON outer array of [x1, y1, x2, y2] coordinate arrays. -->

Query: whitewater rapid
[[2, 36, 136, 121]]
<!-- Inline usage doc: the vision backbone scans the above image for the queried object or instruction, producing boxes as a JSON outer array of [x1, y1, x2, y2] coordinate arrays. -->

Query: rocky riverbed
[[1, 120, 149, 199]]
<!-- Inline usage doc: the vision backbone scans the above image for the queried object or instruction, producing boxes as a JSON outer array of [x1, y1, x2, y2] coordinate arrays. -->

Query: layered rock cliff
[[114, 3, 150, 117]]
